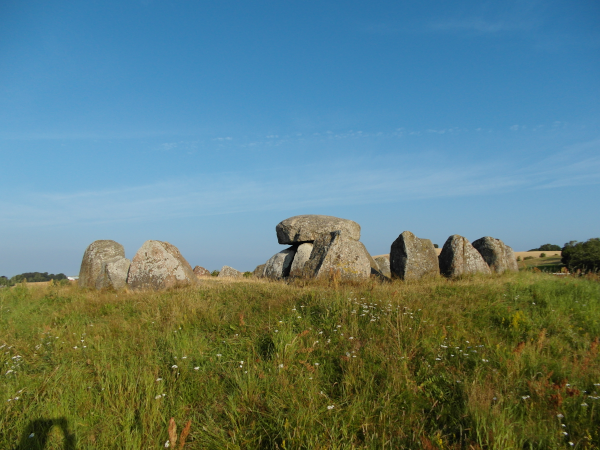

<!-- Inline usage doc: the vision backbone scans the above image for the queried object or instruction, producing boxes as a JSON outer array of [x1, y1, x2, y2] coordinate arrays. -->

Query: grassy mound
[[1, 273, 599, 449]]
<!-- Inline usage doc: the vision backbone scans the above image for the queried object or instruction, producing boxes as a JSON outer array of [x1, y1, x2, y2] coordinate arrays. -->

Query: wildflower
[[29, 433, 35, 438], [156, 378, 163, 381], [522, 395, 530, 400], [155, 395, 162, 400], [327, 405, 334, 410], [194, 367, 199, 370], [349, 337, 354, 340], [581, 403, 588, 407], [279, 364, 284, 368], [562, 432, 568, 436], [569, 442, 574, 447], [216, 354, 222, 357], [314, 362, 319, 366], [165, 440, 170, 447], [557, 414, 564, 418], [171, 365, 178, 369]]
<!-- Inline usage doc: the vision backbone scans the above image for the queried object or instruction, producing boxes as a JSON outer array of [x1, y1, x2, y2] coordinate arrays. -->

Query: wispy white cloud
[[1, 140, 598, 229]]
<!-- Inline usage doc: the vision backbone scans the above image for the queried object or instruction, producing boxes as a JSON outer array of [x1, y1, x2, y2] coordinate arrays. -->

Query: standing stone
[[390, 231, 439, 280], [374, 255, 392, 279], [264, 247, 296, 279], [472, 237, 519, 274], [96, 257, 131, 290], [289, 243, 313, 277], [218, 266, 243, 278], [127, 240, 196, 290], [253, 264, 266, 278], [78, 240, 126, 288], [438, 235, 491, 278], [276, 215, 361, 244], [193, 266, 211, 277], [303, 231, 370, 280]]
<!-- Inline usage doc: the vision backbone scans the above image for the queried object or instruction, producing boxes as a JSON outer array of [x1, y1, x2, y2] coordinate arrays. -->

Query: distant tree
[[211, 270, 220, 277], [9, 272, 68, 284], [528, 244, 561, 252], [433, 244, 439, 248], [561, 238, 600, 273]]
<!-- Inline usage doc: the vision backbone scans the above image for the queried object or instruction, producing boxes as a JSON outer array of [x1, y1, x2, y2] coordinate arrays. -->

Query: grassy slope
[[1, 273, 599, 449]]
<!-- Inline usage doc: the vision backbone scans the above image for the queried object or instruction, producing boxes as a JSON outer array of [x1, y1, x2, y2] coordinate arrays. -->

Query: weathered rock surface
[[253, 264, 266, 278], [276, 215, 361, 245], [472, 237, 519, 274], [264, 247, 296, 279], [127, 240, 196, 290], [96, 257, 131, 290], [374, 255, 391, 279], [303, 231, 370, 280], [79, 240, 126, 288], [438, 235, 491, 278], [357, 242, 386, 278], [390, 231, 439, 280], [289, 243, 313, 277], [193, 266, 211, 277], [218, 266, 242, 278]]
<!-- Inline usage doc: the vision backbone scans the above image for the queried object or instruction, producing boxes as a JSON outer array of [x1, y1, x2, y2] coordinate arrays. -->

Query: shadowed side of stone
[[390, 231, 439, 280], [96, 257, 130, 290], [264, 247, 296, 279], [472, 236, 519, 274], [303, 231, 370, 280], [127, 240, 196, 290], [78, 240, 126, 288], [276, 215, 361, 245], [218, 266, 243, 278], [438, 235, 491, 278], [289, 243, 313, 277]]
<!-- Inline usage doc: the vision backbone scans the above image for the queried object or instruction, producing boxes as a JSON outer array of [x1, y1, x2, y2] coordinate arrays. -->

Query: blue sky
[[1, 0, 599, 276]]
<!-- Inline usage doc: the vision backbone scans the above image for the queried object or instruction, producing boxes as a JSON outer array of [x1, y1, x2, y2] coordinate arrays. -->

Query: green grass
[[1, 273, 599, 449]]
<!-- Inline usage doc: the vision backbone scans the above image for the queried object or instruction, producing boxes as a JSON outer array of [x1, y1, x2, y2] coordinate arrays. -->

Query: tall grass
[[1, 272, 599, 449]]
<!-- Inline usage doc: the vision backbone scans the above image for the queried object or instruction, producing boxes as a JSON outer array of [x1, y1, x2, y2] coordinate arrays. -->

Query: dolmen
[[260, 215, 381, 280]]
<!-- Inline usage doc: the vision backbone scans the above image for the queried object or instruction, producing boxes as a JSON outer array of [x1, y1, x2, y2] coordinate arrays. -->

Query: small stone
[[390, 231, 439, 280], [193, 266, 211, 277], [374, 255, 391, 278], [252, 264, 266, 278], [276, 215, 361, 244], [438, 235, 491, 278], [218, 266, 243, 278]]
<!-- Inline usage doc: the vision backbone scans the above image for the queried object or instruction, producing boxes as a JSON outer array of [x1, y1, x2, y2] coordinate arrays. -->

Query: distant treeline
[[0, 272, 67, 287], [528, 243, 562, 251]]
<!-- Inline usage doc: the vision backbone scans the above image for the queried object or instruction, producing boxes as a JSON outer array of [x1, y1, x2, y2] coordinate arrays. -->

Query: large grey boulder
[[276, 215, 361, 245], [438, 235, 491, 278], [218, 266, 243, 278], [127, 240, 196, 290], [303, 231, 370, 280], [390, 231, 439, 280], [264, 247, 296, 279], [374, 255, 391, 279], [78, 240, 126, 288], [289, 243, 313, 277], [472, 237, 519, 274], [96, 257, 130, 290], [193, 266, 211, 277]]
